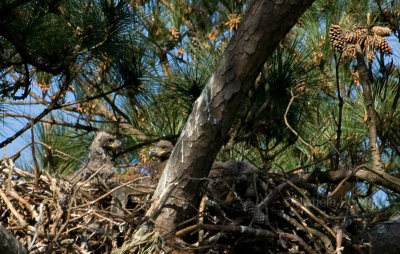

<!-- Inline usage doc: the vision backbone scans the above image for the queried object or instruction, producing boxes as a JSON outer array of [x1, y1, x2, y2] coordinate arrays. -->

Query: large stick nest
[[0, 157, 387, 254]]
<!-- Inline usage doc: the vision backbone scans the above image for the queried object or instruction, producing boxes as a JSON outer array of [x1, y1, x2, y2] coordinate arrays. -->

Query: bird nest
[[0, 158, 155, 253], [0, 156, 375, 254]]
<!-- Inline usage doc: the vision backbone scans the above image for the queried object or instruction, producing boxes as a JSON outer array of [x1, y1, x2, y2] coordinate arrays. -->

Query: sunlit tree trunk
[[151, 0, 316, 234]]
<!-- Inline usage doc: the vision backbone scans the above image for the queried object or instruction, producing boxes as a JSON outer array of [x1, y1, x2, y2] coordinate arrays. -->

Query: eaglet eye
[[108, 138, 114, 143]]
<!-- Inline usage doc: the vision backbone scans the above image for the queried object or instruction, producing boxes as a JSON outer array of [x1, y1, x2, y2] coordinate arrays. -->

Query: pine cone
[[344, 31, 357, 43], [375, 36, 393, 54], [351, 24, 368, 43], [329, 24, 343, 41], [332, 40, 345, 51], [342, 44, 356, 60], [371, 26, 391, 37], [366, 50, 375, 62], [329, 24, 345, 51], [351, 24, 366, 31]]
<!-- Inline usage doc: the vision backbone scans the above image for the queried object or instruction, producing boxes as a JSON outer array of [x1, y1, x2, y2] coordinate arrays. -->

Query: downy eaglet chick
[[148, 140, 174, 182], [83, 132, 121, 184], [149, 140, 174, 161], [148, 140, 266, 202]]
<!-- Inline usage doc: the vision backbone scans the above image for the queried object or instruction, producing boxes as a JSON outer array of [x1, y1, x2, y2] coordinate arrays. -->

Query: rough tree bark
[[151, 0, 316, 234]]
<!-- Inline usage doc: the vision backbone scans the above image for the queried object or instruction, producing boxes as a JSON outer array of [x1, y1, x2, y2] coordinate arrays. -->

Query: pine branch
[[355, 44, 385, 173], [0, 74, 70, 149]]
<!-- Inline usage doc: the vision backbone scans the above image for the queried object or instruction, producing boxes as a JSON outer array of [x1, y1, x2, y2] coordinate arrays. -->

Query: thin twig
[[0, 188, 27, 228], [284, 89, 313, 150], [31, 120, 41, 187], [0, 74, 71, 149]]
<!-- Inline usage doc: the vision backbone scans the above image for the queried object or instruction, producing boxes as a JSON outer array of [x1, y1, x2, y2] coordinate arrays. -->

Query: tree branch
[[0, 74, 70, 149], [151, 0, 316, 234], [355, 44, 385, 173]]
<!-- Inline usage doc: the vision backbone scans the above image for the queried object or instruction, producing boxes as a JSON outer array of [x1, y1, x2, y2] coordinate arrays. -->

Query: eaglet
[[148, 140, 174, 182], [148, 140, 268, 224], [149, 140, 266, 204], [81, 132, 121, 185]]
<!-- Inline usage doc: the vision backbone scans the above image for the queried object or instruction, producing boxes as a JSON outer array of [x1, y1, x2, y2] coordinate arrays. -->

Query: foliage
[[2, 0, 400, 252]]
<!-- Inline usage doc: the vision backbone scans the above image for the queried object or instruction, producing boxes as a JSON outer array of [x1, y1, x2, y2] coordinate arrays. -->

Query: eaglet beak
[[110, 140, 122, 149], [149, 147, 163, 158]]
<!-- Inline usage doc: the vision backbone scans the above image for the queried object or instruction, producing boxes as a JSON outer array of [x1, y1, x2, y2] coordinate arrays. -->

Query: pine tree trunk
[[151, 0, 316, 234]]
